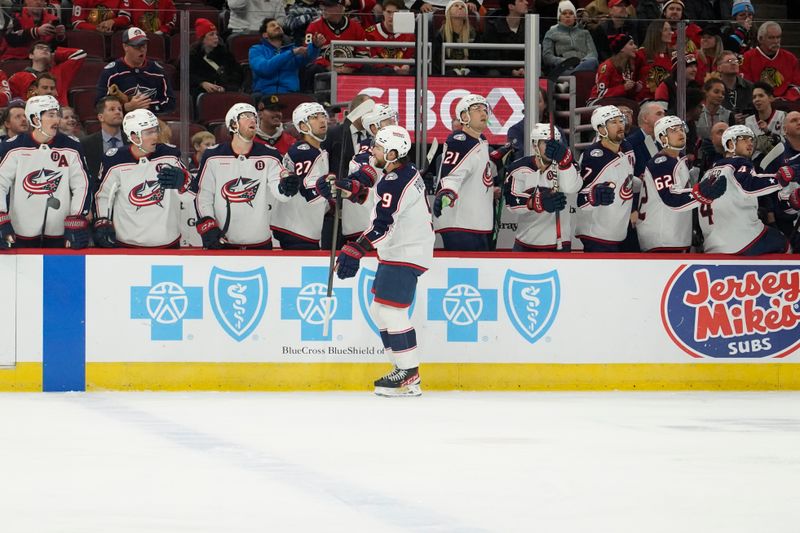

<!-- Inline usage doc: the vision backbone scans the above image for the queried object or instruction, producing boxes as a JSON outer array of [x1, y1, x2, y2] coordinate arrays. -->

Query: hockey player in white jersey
[[0, 95, 90, 249], [271, 102, 330, 250], [575, 105, 635, 253], [433, 93, 495, 251], [699, 125, 788, 254], [317, 104, 397, 240], [503, 124, 582, 251], [93, 109, 190, 248], [334, 125, 434, 397], [637, 116, 727, 252], [195, 103, 295, 250]]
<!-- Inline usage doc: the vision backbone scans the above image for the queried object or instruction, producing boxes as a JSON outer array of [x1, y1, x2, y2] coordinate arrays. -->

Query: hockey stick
[[491, 146, 514, 249], [41, 196, 61, 248], [546, 57, 579, 251], [323, 99, 375, 338]]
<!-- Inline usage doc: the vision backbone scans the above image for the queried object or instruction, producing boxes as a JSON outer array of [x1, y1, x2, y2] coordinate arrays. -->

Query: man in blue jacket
[[249, 17, 325, 95]]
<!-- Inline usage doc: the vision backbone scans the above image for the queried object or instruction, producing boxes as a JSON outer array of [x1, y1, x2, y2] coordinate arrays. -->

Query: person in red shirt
[[125, 0, 177, 34], [254, 94, 297, 156], [696, 24, 723, 83], [661, 0, 701, 51], [71, 0, 132, 33], [1, 0, 66, 60], [303, 0, 369, 88], [0, 71, 10, 108], [364, 0, 414, 75], [635, 20, 673, 101], [588, 33, 640, 104], [741, 21, 800, 102], [7, 42, 87, 107]]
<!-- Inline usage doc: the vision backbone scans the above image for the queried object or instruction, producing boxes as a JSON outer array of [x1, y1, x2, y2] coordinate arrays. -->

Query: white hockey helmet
[[722, 124, 754, 153], [591, 105, 624, 133], [456, 93, 490, 125], [654, 115, 687, 150], [122, 108, 159, 140], [530, 123, 562, 142], [25, 95, 60, 126], [225, 102, 258, 133], [374, 125, 412, 162], [362, 104, 398, 134], [292, 102, 327, 132]]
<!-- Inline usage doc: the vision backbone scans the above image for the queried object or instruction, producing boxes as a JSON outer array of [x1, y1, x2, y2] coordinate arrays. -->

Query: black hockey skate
[[374, 367, 422, 397]]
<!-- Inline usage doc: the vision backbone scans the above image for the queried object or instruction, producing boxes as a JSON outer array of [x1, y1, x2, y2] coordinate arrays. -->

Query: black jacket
[[189, 43, 244, 99]]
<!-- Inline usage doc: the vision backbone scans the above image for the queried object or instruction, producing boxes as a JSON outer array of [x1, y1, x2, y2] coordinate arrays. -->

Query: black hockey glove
[[279, 173, 300, 197], [93, 217, 117, 248], [197, 216, 224, 249], [0, 212, 15, 249], [692, 176, 727, 204], [336, 240, 367, 280], [588, 182, 615, 206], [526, 188, 567, 213], [63, 215, 90, 249], [157, 164, 189, 191], [433, 189, 458, 217]]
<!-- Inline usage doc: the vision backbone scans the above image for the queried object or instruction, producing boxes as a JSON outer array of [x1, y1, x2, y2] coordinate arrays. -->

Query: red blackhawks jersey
[[305, 16, 368, 69], [8, 47, 87, 107], [742, 47, 800, 101], [71, 0, 133, 32], [364, 22, 414, 66], [125, 0, 177, 34], [0, 71, 10, 108], [1, 7, 64, 60], [589, 58, 637, 102], [635, 49, 672, 101]]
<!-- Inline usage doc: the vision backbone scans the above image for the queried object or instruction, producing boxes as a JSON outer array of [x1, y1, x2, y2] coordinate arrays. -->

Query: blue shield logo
[[503, 269, 560, 344], [209, 267, 268, 342], [357, 267, 416, 336]]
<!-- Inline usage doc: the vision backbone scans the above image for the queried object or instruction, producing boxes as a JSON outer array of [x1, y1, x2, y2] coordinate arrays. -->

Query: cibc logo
[[661, 265, 800, 358]]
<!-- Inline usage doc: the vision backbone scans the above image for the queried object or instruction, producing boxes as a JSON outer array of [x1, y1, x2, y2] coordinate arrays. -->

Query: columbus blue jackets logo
[[482, 162, 493, 188], [209, 267, 268, 342], [221, 177, 260, 204], [129, 180, 165, 208], [503, 270, 560, 344], [619, 174, 634, 202], [124, 84, 158, 101], [22, 168, 62, 197], [662, 264, 800, 358], [357, 267, 415, 336]]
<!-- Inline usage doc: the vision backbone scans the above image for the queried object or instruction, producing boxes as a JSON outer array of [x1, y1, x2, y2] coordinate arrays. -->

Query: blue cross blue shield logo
[[357, 267, 415, 336], [282, 266, 352, 341], [131, 265, 203, 341], [503, 269, 560, 344], [428, 268, 497, 342], [209, 267, 268, 342]]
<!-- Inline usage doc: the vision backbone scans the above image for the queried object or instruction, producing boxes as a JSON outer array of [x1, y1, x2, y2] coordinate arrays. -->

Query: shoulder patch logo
[[384, 172, 398, 181], [454, 133, 466, 141], [297, 143, 310, 150], [105, 147, 119, 156], [655, 155, 667, 164], [590, 149, 603, 157]]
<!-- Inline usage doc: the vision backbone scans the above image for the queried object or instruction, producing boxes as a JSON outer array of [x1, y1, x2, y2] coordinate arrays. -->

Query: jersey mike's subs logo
[[22, 168, 62, 197], [661, 264, 800, 358], [129, 180, 165, 208], [221, 177, 260, 205]]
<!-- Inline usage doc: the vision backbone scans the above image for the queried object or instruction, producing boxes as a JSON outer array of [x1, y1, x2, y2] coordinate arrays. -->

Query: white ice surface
[[1, 392, 799, 532]]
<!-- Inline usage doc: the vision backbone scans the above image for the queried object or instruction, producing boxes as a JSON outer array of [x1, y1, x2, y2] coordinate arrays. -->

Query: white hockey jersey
[[0, 133, 90, 238], [745, 110, 786, 159], [503, 155, 582, 248], [195, 142, 288, 247], [271, 141, 329, 244], [95, 143, 188, 247], [637, 152, 701, 251], [699, 156, 782, 253], [362, 162, 434, 271], [575, 142, 637, 244], [434, 131, 494, 234]]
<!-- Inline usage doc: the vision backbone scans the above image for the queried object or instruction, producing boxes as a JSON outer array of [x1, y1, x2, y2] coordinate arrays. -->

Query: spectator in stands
[[29, 72, 58, 98], [627, 101, 666, 178], [157, 119, 171, 144], [542, 2, 599, 75], [697, 121, 728, 175], [345, 0, 379, 29], [635, 20, 673, 100], [589, 32, 639, 103], [190, 130, 215, 171], [592, 0, 637, 62], [251, 17, 324, 95], [723, 0, 755, 56], [745, 81, 785, 162], [618, 105, 634, 135], [0, 100, 29, 141], [80, 95, 126, 185], [1, 0, 66, 60], [697, 78, 733, 141], [228, 0, 287, 34], [286, 0, 322, 46], [742, 21, 800, 102], [9, 41, 87, 106], [661, 0, 701, 51], [254, 94, 297, 155], [189, 18, 243, 102], [479, 0, 528, 77], [126, 0, 177, 34], [685, 0, 731, 22], [0, 70, 10, 107], [303, 0, 369, 85], [715, 50, 753, 120], [696, 24, 722, 82], [70, 0, 133, 34], [635, 0, 666, 33], [95, 27, 176, 114], [365, 0, 415, 75], [654, 53, 700, 110], [682, 87, 705, 164], [432, 0, 477, 76], [59, 106, 84, 137]]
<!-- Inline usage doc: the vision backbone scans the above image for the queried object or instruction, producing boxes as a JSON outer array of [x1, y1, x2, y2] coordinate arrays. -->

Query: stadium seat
[[197, 91, 253, 125], [163, 121, 207, 146], [274, 93, 317, 118], [212, 123, 230, 144], [66, 31, 108, 61], [110, 31, 167, 62], [158, 92, 184, 121], [70, 89, 99, 122], [162, 62, 179, 89], [188, 8, 221, 30], [169, 32, 196, 64], [69, 59, 108, 90], [227, 33, 261, 65], [82, 119, 101, 134], [1, 59, 30, 76]]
